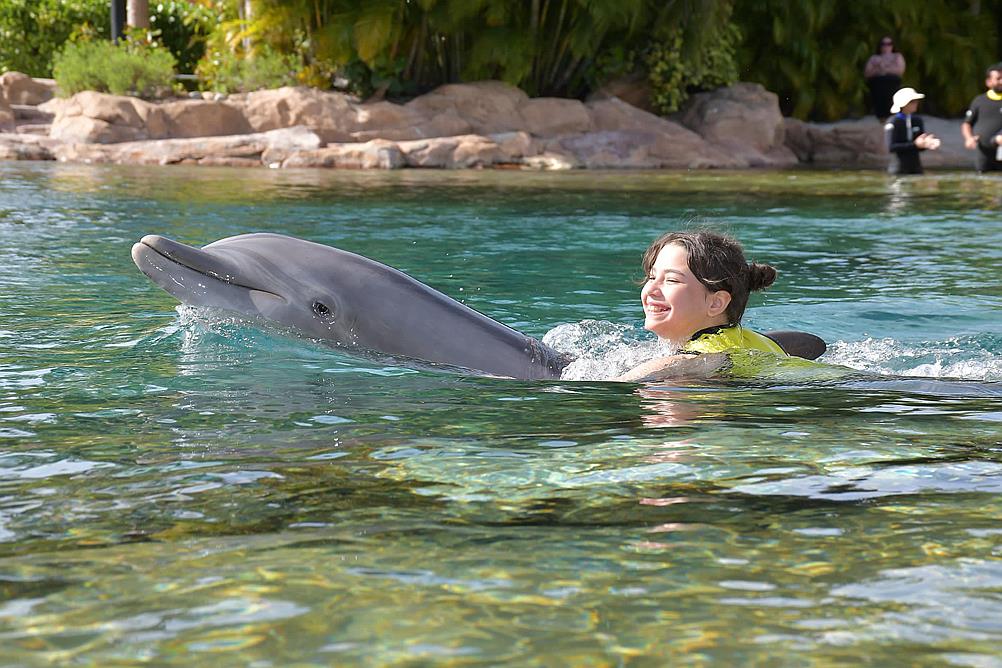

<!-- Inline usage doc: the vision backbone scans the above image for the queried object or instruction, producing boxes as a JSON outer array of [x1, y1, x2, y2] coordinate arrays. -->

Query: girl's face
[[641, 243, 730, 344]]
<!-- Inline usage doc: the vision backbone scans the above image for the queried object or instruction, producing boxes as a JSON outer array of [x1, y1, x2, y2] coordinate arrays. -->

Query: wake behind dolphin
[[131, 233, 825, 379]]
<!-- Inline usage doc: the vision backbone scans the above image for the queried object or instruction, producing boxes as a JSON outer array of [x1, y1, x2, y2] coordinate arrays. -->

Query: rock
[[406, 81, 528, 135], [396, 134, 505, 168], [584, 98, 744, 167], [544, 129, 742, 169], [783, 117, 812, 162], [805, 118, 887, 168], [349, 101, 471, 141], [53, 126, 321, 166], [0, 94, 13, 133], [519, 98, 592, 137], [48, 91, 168, 143], [0, 132, 59, 160], [233, 86, 358, 143], [50, 116, 144, 144], [588, 74, 653, 112], [0, 72, 55, 105], [160, 99, 252, 138], [677, 82, 797, 167], [281, 140, 404, 169], [488, 131, 538, 161]]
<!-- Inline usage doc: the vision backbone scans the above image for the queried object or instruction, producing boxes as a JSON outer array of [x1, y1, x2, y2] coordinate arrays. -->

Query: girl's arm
[[615, 353, 729, 382]]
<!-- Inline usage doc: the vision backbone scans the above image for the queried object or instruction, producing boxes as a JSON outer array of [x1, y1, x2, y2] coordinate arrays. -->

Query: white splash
[[824, 337, 1002, 381], [543, 320, 672, 381]]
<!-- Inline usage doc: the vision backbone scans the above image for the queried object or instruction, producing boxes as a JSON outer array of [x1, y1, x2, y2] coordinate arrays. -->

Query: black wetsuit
[[964, 93, 1002, 172], [885, 113, 927, 174]]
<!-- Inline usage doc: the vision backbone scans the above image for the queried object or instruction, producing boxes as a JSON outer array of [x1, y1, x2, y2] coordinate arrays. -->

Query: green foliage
[[196, 41, 299, 94], [733, 0, 999, 120], [0, 0, 219, 78], [225, 0, 734, 99], [0, 0, 108, 77], [53, 34, 178, 98], [149, 1, 221, 74]]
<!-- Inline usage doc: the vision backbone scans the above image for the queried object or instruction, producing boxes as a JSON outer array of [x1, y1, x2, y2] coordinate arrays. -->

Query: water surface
[[1, 163, 1000, 665]]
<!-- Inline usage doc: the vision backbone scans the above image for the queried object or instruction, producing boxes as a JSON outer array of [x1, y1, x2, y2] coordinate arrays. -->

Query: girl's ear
[[707, 290, 732, 317]]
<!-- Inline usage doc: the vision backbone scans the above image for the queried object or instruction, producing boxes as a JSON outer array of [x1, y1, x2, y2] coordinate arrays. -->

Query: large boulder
[[544, 129, 744, 169], [0, 72, 55, 105], [349, 101, 471, 141], [677, 82, 797, 167], [406, 81, 528, 135], [48, 91, 169, 143], [586, 97, 743, 167], [396, 134, 506, 168], [160, 99, 252, 138], [53, 126, 320, 166], [233, 86, 358, 143], [801, 118, 887, 168], [519, 98, 592, 137], [282, 139, 404, 169], [587, 74, 653, 112]]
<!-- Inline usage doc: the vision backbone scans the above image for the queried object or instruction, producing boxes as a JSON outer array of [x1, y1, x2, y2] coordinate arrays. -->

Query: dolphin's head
[[132, 233, 369, 345]]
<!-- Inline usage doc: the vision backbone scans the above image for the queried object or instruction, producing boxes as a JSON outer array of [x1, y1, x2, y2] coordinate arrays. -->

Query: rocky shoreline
[[0, 71, 972, 170]]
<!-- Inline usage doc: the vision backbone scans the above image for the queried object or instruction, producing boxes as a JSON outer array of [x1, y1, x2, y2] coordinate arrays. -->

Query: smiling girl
[[616, 230, 787, 382]]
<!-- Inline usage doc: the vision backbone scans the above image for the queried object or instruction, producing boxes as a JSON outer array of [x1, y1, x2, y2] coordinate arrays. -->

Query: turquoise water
[[1, 162, 1001, 665]]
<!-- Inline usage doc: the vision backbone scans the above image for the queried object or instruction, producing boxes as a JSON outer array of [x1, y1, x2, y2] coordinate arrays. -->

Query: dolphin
[[131, 232, 570, 379], [131, 233, 826, 380]]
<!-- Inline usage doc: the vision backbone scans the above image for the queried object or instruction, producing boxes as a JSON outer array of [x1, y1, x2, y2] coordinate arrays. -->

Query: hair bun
[[747, 262, 777, 291]]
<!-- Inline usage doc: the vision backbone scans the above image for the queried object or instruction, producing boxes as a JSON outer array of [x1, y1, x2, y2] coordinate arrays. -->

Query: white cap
[[890, 87, 925, 113]]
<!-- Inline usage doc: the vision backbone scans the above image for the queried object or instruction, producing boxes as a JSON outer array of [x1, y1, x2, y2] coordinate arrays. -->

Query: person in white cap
[[885, 87, 940, 174]]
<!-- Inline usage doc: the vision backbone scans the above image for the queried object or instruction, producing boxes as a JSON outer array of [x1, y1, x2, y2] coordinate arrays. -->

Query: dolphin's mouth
[[134, 235, 284, 301]]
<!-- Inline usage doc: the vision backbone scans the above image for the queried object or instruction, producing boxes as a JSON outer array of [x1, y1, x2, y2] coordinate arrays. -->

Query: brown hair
[[640, 230, 776, 325]]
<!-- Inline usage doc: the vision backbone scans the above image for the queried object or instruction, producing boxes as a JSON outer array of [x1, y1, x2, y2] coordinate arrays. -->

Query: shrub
[[647, 23, 741, 115], [196, 44, 298, 94], [148, 0, 219, 74], [0, 0, 215, 78], [0, 0, 107, 76], [53, 37, 177, 98]]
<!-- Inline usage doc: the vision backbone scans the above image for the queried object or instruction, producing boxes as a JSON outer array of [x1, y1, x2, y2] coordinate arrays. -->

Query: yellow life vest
[[682, 325, 787, 356]]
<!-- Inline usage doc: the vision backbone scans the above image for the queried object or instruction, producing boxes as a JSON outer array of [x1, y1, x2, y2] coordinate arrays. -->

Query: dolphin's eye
[[312, 301, 332, 317]]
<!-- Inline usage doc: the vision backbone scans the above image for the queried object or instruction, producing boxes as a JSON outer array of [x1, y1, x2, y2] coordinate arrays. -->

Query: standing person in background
[[864, 36, 906, 120], [885, 88, 940, 175], [961, 63, 1002, 173]]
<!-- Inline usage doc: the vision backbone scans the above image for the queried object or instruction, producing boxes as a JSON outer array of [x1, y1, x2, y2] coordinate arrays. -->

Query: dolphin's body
[[131, 233, 569, 379], [131, 233, 826, 380]]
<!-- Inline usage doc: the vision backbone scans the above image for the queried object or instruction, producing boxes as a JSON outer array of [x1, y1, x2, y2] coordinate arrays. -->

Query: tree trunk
[[127, 0, 149, 29]]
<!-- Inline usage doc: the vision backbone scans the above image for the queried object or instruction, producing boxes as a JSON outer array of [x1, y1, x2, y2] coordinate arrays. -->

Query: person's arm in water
[[615, 353, 728, 382]]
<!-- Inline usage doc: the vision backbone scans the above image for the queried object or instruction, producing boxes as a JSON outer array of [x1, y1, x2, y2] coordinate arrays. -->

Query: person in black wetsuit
[[885, 88, 940, 175], [962, 63, 1002, 172]]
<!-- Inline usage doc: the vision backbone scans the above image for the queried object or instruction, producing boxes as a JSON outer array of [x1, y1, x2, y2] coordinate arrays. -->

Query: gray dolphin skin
[[132, 233, 826, 380], [131, 233, 570, 379]]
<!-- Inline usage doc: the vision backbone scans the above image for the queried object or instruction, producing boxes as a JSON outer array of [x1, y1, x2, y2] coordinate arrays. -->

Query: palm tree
[[127, 0, 149, 30]]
